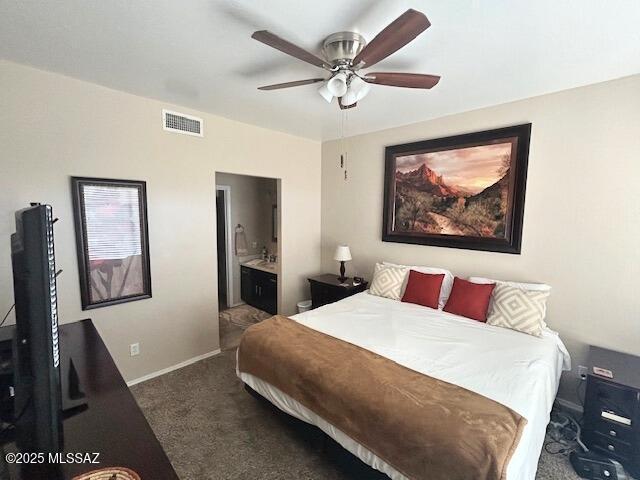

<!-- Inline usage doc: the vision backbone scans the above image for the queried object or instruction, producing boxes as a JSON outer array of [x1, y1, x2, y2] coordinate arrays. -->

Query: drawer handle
[[609, 430, 617, 437], [607, 444, 615, 452]]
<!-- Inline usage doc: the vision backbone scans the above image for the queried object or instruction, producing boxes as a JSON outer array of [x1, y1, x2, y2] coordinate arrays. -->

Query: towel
[[235, 224, 248, 256]]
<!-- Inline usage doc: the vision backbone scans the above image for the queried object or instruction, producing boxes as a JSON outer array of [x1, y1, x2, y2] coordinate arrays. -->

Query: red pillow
[[401, 270, 445, 309], [443, 277, 495, 322]]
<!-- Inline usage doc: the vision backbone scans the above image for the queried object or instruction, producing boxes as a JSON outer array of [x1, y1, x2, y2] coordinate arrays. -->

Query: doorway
[[215, 185, 232, 311], [215, 172, 281, 351]]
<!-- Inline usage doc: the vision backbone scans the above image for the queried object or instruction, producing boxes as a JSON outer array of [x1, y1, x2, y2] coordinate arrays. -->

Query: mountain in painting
[[394, 164, 509, 238], [395, 164, 465, 198], [466, 172, 509, 208]]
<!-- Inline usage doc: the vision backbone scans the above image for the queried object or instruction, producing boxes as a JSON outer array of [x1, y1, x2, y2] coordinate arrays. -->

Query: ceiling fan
[[251, 9, 440, 109]]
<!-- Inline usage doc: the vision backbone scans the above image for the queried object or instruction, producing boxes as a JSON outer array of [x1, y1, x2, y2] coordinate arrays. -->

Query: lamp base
[[337, 261, 347, 283]]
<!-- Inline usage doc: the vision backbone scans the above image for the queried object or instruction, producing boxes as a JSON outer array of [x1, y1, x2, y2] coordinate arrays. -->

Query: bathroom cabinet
[[240, 266, 277, 315]]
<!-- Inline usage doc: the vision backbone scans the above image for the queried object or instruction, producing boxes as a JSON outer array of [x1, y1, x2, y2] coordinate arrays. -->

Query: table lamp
[[333, 245, 352, 282]]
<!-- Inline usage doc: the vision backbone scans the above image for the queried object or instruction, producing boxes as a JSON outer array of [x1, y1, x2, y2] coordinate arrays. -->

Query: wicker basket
[[72, 467, 140, 480]]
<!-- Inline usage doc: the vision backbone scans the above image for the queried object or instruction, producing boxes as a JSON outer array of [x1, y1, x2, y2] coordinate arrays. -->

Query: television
[[10, 203, 62, 453]]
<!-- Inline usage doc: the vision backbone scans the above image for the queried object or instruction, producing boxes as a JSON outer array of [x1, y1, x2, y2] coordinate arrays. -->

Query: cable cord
[[544, 411, 588, 456]]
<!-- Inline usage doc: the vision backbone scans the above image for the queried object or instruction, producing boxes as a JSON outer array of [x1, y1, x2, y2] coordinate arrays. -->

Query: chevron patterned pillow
[[486, 283, 550, 337], [369, 263, 408, 300]]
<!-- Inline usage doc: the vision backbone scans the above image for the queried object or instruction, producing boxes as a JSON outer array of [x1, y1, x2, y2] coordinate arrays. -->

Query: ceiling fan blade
[[339, 98, 357, 109], [258, 78, 325, 90], [364, 72, 440, 89], [252, 30, 330, 70], [353, 9, 430, 69]]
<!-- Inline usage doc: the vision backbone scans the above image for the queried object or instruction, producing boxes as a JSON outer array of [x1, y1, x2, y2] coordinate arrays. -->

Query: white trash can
[[297, 300, 312, 313]]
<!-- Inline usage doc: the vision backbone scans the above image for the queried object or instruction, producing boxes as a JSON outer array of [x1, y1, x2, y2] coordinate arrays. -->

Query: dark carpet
[[131, 350, 581, 480]]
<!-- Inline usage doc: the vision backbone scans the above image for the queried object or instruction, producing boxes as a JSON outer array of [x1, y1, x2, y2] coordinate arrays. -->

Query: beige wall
[[0, 60, 321, 382], [2, 58, 638, 404], [321, 75, 640, 404], [215, 172, 278, 306]]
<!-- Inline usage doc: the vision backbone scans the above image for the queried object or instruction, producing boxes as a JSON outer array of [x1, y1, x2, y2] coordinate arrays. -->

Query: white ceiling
[[1, 0, 639, 141]]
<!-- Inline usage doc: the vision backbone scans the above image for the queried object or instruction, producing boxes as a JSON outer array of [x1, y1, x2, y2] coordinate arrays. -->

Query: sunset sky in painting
[[396, 142, 514, 193]]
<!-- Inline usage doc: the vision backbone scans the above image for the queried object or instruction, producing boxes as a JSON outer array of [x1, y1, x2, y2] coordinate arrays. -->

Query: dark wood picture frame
[[382, 124, 531, 254], [71, 177, 152, 310]]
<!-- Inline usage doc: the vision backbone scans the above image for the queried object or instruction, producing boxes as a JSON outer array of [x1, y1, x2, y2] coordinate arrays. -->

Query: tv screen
[[10, 204, 62, 453]]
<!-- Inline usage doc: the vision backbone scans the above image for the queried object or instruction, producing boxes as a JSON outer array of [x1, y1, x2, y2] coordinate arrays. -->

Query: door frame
[[216, 185, 234, 309]]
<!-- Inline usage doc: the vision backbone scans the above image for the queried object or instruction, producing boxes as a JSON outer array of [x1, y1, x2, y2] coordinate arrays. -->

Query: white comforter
[[238, 292, 571, 480]]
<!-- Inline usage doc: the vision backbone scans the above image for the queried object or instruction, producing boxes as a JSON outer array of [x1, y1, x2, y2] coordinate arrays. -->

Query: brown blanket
[[238, 316, 526, 480]]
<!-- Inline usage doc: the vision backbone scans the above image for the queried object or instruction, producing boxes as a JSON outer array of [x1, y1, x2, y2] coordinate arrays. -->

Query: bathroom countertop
[[240, 260, 279, 275]]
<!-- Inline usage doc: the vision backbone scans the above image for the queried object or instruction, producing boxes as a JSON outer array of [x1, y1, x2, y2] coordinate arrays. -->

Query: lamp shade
[[327, 72, 348, 97], [333, 245, 352, 262], [351, 76, 371, 101], [317, 82, 333, 103], [342, 76, 371, 106], [341, 88, 358, 107]]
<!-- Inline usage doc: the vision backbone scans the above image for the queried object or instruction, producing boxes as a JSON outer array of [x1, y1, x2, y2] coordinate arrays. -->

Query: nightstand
[[308, 274, 368, 309], [582, 347, 640, 478]]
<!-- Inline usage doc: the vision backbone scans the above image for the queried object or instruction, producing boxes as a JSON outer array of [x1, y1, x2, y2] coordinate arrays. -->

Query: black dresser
[[308, 274, 368, 309], [582, 346, 640, 478], [0, 320, 178, 479]]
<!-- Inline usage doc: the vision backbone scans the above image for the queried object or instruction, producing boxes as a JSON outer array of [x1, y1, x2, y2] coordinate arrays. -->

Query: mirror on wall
[[272, 204, 278, 242], [71, 176, 152, 310]]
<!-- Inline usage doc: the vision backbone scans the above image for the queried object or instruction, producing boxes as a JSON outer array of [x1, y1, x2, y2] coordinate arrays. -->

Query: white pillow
[[468, 276, 551, 292], [468, 276, 551, 326], [383, 261, 454, 309], [369, 263, 408, 300], [486, 283, 550, 337]]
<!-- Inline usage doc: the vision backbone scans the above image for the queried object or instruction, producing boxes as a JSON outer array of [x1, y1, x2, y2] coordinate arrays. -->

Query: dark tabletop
[[2, 319, 178, 480], [308, 274, 367, 288]]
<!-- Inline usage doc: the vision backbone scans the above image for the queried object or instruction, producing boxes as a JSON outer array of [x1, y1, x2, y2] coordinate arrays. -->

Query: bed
[[237, 291, 571, 480]]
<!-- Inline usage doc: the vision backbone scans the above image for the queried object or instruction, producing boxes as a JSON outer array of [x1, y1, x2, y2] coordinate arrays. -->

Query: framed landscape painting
[[382, 124, 531, 253]]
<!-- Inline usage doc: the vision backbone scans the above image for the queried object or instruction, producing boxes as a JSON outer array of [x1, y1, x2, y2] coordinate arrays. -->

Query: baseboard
[[555, 397, 584, 415], [126, 349, 222, 387]]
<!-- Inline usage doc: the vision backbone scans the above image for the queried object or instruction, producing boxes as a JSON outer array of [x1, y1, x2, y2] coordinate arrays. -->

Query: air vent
[[162, 109, 203, 137]]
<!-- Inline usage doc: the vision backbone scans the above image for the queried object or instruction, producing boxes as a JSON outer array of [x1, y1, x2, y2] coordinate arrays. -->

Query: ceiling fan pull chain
[[339, 109, 346, 171], [338, 110, 342, 167], [344, 110, 349, 181]]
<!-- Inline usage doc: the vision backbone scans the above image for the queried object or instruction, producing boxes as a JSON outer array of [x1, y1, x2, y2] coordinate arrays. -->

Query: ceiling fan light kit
[[342, 76, 370, 106], [327, 71, 349, 97], [317, 82, 334, 103], [252, 9, 441, 109], [341, 88, 358, 107]]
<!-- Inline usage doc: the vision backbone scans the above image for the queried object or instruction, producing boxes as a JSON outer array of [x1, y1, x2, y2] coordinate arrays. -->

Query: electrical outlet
[[130, 342, 140, 356], [577, 365, 588, 380], [251, 241, 257, 249]]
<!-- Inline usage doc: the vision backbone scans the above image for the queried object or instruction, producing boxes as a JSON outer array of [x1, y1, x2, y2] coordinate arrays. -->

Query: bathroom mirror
[[272, 204, 278, 242]]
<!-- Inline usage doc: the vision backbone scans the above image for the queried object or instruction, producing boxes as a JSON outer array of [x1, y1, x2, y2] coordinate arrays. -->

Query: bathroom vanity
[[240, 261, 277, 314]]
